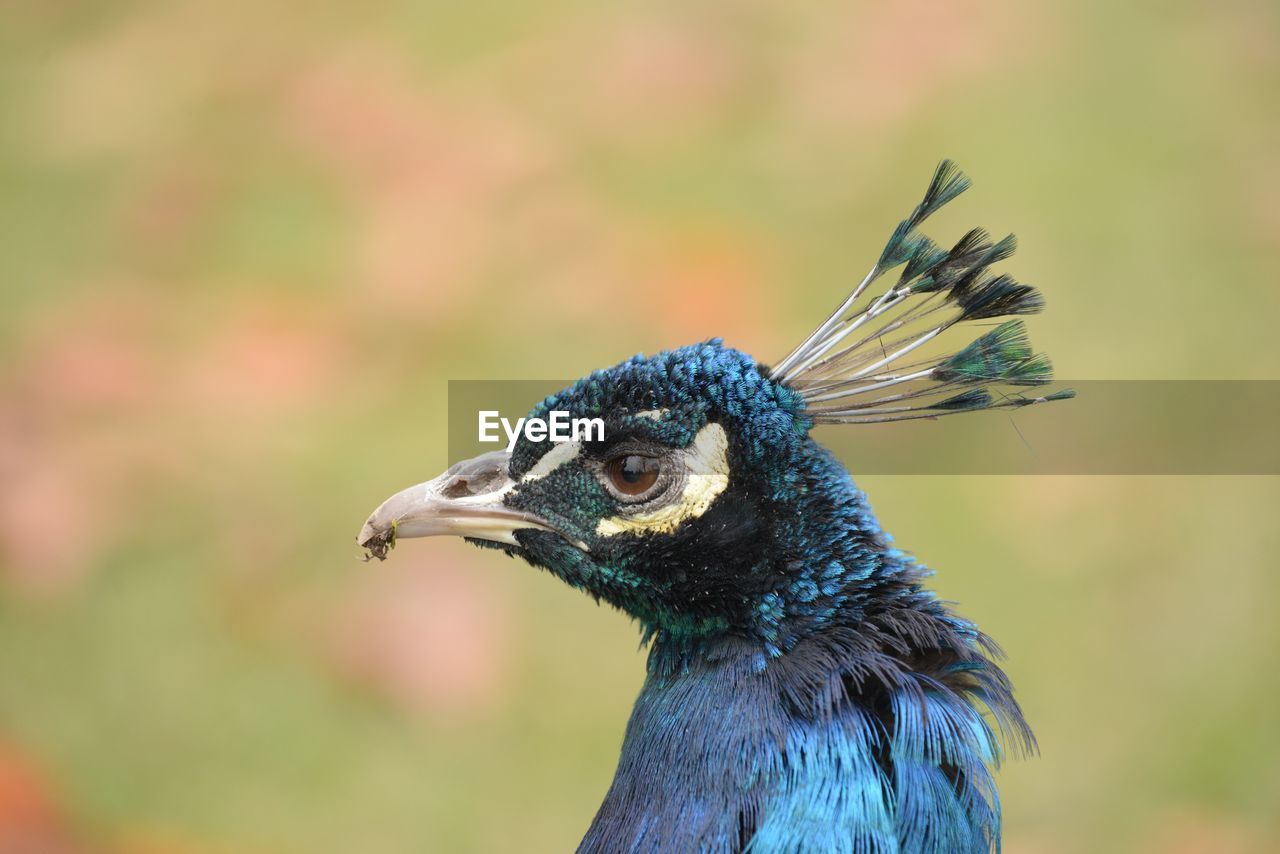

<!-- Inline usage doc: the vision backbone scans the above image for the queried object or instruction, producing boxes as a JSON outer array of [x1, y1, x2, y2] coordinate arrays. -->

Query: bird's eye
[[605, 454, 661, 497]]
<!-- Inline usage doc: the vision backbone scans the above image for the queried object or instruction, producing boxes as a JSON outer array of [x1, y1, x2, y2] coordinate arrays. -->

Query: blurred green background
[[2, 1, 1278, 852]]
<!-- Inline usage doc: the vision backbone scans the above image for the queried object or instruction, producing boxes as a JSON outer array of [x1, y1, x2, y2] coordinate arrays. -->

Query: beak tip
[[356, 516, 394, 561]]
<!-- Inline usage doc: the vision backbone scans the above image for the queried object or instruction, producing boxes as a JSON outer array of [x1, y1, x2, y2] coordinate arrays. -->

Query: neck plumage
[[581, 448, 1033, 853], [582, 627, 1029, 853]]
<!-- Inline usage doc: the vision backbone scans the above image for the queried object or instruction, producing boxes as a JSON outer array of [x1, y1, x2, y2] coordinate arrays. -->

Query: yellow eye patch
[[595, 423, 729, 538]]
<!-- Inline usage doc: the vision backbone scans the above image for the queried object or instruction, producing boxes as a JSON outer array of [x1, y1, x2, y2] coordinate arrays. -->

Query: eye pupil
[[619, 457, 646, 483], [607, 455, 660, 496]]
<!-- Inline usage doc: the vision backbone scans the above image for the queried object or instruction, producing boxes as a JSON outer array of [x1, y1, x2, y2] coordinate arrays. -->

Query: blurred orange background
[[1, 1, 1278, 852]]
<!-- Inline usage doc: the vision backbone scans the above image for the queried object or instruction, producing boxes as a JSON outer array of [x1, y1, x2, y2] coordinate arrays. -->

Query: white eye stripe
[[522, 441, 581, 482], [595, 423, 729, 537]]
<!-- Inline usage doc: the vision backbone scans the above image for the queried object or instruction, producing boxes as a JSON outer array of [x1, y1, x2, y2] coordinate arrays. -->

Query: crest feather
[[769, 161, 1073, 424]]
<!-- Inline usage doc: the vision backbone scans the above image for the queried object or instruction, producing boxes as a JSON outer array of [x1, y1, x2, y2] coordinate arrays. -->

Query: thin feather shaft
[[848, 327, 943, 379], [773, 264, 880, 377], [802, 368, 937, 403]]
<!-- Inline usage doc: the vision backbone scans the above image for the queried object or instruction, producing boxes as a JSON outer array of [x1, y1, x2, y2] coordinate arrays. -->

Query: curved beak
[[357, 450, 575, 560]]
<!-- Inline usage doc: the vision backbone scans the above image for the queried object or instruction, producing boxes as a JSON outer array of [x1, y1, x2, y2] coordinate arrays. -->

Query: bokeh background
[[2, 1, 1278, 852]]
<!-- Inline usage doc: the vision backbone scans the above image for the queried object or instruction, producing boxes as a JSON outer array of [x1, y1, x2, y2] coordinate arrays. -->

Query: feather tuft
[[934, 321, 1032, 383], [930, 389, 992, 411], [915, 159, 972, 223], [955, 274, 1044, 320], [768, 161, 1071, 425]]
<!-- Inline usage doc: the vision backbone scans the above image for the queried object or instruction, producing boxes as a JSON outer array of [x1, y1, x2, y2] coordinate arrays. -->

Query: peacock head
[[357, 162, 1072, 647], [359, 341, 820, 639]]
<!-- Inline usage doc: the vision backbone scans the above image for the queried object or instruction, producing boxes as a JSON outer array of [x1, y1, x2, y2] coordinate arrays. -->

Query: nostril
[[442, 469, 506, 498], [442, 477, 472, 499], [435, 451, 513, 499]]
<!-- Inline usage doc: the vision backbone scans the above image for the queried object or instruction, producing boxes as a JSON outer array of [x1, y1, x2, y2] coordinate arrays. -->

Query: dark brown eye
[[605, 454, 660, 496]]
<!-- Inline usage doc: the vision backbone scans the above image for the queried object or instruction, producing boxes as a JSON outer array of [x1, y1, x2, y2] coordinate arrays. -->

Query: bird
[[358, 161, 1071, 853]]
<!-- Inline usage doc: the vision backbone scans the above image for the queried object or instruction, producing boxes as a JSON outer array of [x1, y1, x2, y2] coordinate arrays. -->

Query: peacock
[[357, 161, 1071, 853]]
